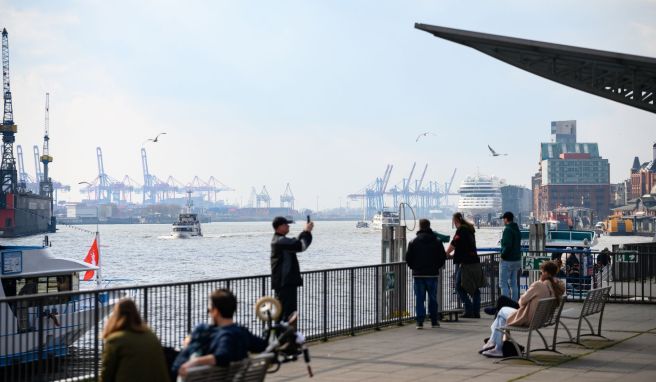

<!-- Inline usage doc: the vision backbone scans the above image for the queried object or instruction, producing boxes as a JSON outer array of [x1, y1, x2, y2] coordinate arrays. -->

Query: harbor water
[[2, 220, 649, 286]]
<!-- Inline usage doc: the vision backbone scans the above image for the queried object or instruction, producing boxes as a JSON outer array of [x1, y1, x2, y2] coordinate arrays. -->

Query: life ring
[[255, 296, 282, 322]]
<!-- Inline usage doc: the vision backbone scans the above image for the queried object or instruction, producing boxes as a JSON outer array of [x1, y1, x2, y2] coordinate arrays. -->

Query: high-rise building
[[532, 121, 610, 220], [550, 120, 577, 143]]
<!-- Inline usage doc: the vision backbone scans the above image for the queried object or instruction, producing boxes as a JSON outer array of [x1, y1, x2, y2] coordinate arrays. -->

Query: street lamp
[[78, 181, 99, 233]]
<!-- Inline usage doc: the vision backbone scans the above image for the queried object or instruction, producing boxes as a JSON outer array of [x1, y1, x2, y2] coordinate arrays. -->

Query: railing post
[[375, 266, 380, 330], [322, 270, 328, 342], [186, 283, 192, 335], [397, 264, 403, 327], [37, 298, 44, 382], [94, 291, 100, 380], [350, 268, 355, 336], [143, 287, 148, 322]]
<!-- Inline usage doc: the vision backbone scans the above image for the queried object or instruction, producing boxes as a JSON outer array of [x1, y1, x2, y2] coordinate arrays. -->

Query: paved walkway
[[269, 304, 656, 382]]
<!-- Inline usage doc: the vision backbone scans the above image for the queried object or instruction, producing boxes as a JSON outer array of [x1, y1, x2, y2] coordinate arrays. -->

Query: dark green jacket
[[500, 222, 522, 261], [101, 329, 170, 382]]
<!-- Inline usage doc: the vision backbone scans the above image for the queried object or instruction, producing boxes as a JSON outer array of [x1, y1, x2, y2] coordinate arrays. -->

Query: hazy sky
[[1, 0, 655, 209]]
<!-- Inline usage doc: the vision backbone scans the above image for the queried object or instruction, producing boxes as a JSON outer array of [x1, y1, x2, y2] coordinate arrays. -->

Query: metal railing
[[1, 246, 655, 381]]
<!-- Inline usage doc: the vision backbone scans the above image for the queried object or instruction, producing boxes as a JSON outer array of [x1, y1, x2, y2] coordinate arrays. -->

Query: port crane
[[256, 186, 271, 208], [0, 28, 18, 207], [280, 183, 295, 209]]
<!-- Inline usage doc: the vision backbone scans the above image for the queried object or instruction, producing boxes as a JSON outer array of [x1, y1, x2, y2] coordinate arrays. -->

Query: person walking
[[271, 216, 313, 322], [406, 219, 447, 329], [447, 212, 485, 318], [101, 299, 170, 382], [499, 211, 522, 302]]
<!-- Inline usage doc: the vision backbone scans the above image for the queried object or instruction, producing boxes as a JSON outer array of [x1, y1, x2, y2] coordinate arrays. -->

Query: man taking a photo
[[271, 216, 314, 322]]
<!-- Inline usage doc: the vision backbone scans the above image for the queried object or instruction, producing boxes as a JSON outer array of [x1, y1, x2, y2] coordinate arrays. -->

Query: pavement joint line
[[508, 331, 646, 382]]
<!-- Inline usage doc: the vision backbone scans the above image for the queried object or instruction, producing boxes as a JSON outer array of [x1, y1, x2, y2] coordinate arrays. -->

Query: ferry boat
[[519, 228, 597, 248], [171, 192, 202, 238], [457, 175, 503, 218], [371, 211, 400, 230], [0, 243, 113, 366]]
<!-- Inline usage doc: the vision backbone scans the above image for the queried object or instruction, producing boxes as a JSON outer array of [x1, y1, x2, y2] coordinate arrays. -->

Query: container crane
[[0, 28, 18, 207], [256, 186, 270, 208], [280, 183, 295, 209]]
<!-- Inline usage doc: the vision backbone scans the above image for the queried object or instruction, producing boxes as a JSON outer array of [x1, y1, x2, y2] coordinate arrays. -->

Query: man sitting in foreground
[[174, 289, 268, 378]]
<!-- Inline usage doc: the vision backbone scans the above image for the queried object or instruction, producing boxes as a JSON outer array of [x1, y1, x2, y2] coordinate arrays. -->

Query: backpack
[[482, 337, 525, 357]]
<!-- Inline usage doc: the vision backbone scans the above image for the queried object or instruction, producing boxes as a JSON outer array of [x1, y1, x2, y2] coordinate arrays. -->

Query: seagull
[[416, 132, 436, 142], [488, 145, 508, 157], [142, 132, 167, 146]]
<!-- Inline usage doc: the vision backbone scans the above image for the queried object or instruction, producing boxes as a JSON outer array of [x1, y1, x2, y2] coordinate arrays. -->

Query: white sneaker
[[479, 341, 494, 354], [482, 348, 504, 358]]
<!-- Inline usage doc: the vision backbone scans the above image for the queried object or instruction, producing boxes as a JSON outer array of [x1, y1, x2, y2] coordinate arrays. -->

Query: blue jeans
[[490, 306, 517, 351], [455, 265, 480, 315], [414, 277, 439, 324], [499, 260, 522, 301]]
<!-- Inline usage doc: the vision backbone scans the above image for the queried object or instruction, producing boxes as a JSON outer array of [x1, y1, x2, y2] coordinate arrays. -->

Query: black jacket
[[406, 229, 446, 277], [450, 226, 479, 265], [270, 231, 312, 290]]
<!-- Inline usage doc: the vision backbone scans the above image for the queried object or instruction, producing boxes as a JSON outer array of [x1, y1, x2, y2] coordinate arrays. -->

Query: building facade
[[501, 185, 531, 222], [629, 143, 656, 199], [532, 121, 611, 220]]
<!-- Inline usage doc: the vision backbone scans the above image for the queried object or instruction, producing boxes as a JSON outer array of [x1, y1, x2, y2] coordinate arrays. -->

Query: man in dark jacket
[[271, 216, 313, 322], [406, 219, 446, 329], [499, 211, 522, 301], [175, 289, 268, 378]]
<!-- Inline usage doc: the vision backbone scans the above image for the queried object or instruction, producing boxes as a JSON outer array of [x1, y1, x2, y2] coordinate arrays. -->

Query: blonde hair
[[103, 298, 148, 339]]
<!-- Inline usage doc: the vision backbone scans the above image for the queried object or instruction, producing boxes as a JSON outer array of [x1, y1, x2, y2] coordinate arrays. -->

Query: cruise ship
[[457, 175, 503, 217]]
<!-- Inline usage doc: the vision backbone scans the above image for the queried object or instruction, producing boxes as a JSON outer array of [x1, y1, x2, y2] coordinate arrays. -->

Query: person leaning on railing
[[101, 298, 170, 382], [173, 289, 268, 379], [480, 261, 565, 358]]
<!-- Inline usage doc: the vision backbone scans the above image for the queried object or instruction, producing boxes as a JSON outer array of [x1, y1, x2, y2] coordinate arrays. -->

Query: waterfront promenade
[[270, 303, 656, 381]]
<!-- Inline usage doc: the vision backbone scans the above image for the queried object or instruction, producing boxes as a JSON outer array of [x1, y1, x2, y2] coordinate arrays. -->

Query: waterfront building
[[610, 180, 630, 209], [629, 143, 656, 199], [532, 121, 610, 220], [500, 185, 531, 222]]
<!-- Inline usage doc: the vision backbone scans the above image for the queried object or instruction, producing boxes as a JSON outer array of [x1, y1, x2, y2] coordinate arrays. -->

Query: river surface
[[3, 220, 650, 286]]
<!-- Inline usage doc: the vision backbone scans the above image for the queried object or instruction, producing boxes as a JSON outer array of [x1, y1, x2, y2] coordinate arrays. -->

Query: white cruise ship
[[457, 174, 503, 217]]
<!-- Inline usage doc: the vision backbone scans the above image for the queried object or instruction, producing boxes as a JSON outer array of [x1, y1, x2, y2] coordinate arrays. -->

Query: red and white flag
[[83, 238, 99, 281]]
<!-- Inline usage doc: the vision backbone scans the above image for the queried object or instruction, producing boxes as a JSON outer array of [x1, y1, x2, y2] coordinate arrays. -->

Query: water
[[3, 220, 649, 286]]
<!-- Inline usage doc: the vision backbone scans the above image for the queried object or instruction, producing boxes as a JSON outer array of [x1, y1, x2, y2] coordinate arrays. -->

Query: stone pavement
[[268, 304, 656, 382]]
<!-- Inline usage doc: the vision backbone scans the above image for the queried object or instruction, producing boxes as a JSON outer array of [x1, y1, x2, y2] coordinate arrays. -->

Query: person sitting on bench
[[174, 289, 268, 378], [480, 261, 564, 358]]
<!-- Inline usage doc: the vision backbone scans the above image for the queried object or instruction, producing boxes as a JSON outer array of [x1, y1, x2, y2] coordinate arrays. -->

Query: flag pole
[[96, 204, 101, 288]]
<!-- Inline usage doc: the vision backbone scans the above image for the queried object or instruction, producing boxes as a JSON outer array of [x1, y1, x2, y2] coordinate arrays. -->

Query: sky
[[1, 0, 655, 210]]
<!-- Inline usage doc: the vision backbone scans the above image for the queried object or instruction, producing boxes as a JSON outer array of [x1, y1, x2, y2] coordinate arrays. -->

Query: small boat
[[371, 210, 400, 230], [356, 221, 369, 228], [171, 191, 202, 238], [0, 240, 114, 366]]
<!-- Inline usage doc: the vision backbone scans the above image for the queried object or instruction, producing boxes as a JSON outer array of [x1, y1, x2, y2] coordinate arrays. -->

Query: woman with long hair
[[481, 261, 565, 358], [446, 212, 484, 318], [101, 298, 170, 382]]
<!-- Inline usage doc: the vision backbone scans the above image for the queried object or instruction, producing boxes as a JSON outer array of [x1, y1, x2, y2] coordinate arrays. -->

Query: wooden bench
[[184, 353, 274, 382], [557, 286, 612, 348], [496, 297, 560, 364]]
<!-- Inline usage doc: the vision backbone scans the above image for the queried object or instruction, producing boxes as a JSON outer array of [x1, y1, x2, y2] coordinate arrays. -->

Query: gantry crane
[[280, 183, 295, 209]]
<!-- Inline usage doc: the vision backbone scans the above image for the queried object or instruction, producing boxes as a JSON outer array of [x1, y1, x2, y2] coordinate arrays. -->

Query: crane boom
[[416, 163, 428, 191], [0, 28, 18, 197], [445, 168, 457, 194]]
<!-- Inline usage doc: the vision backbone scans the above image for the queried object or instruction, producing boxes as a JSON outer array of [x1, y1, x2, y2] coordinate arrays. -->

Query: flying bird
[[142, 132, 167, 146], [416, 132, 436, 142], [488, 145, 508, 157]]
